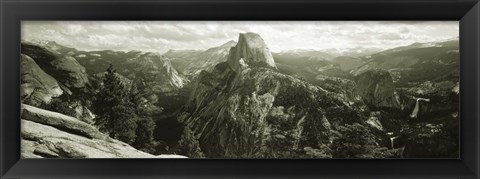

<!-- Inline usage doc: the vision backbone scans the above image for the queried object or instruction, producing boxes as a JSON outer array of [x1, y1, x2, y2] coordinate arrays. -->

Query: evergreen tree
[[41, 94, 77, 118], [133, 117, 157, 153], [111, 103, 138, 144], [177, 127, 205, 158], [92, 64, 138, 144], [331, 123, 398, 158]]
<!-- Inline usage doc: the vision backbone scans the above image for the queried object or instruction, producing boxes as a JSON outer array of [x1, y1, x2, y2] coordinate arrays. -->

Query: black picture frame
[[1, 0, 479, 178]]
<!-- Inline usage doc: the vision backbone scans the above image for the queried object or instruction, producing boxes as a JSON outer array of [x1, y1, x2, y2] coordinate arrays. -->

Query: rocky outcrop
[[21, 54, 63, 105], [21, 104, 186, 158], [354, 70, 400, 108], [22, 104, 103, 139], [178, 33, 368, 158], [179, 65, 348, 158], [21, 42, 89, 89], [227, 33, 277, 72]]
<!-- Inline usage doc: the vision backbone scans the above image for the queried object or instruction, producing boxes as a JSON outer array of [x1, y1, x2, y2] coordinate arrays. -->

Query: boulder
[[20, 104, 187, 158], [21, 104, 103, 139]]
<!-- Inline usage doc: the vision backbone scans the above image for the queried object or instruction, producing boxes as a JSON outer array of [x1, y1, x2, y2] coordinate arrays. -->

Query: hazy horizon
[[22, 21, 459, 54]]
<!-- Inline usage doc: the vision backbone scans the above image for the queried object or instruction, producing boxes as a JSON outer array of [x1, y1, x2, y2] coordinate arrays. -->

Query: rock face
[[21, 42, 95, 126], [354, 70, 400, 108], [178, 33, 367, 158], [21, 104, 187, 158], [21, 54, 63, 105], [21, 42, 89, 89], [227, 33, 277, 72]]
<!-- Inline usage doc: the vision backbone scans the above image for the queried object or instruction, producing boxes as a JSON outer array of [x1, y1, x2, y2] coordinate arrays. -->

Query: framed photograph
[[1, 0, 479, 178]]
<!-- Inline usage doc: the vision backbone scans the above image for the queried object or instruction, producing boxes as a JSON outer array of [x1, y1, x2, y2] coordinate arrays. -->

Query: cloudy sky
[[21, 21, 459, 53]]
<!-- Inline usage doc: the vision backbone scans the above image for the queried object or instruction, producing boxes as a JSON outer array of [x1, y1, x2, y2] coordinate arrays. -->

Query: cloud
[[21, 21, 459, 53]]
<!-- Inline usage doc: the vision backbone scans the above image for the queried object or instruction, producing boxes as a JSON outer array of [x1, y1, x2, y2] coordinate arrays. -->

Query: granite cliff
[[178, 33, 369, 158]]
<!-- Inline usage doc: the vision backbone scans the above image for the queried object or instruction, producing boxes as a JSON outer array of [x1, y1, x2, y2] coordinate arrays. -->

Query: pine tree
[[331, 123, 374, 158], [92, 64, 138, 144], [111, 103, 138, 144], [133, 117, 157, 153], [177, 127, 205, 158], [331, 123, 397, 158]]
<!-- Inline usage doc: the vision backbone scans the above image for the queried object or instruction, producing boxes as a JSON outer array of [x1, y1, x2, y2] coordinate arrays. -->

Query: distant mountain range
[[275, 46, 382, 60], [165, 40, 237, 78], [351, 39, 459, 87]]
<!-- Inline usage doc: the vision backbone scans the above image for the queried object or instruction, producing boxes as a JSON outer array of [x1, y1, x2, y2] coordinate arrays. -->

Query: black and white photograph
[[20, 21, 459, 159]]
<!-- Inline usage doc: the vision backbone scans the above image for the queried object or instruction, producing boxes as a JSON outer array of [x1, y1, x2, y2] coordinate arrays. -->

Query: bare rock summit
[[227, 32, 277, 72]]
